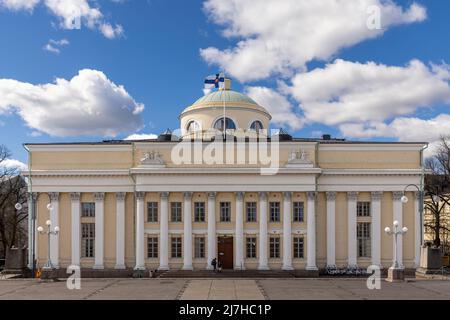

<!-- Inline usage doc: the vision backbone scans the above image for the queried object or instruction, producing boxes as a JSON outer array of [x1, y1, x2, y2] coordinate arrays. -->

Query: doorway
[[217, 236, 233, 269]]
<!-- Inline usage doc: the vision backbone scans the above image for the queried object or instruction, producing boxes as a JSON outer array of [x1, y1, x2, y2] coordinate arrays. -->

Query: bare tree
[[424, 136, 450, 251], [0, 145, 28, 259]]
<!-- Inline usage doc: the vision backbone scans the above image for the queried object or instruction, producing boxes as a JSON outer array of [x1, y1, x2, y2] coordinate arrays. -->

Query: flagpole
[[222, 71, 226, 138]]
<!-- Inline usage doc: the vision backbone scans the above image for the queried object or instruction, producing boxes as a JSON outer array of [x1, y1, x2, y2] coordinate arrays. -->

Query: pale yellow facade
[[24, 87, 427, 274]]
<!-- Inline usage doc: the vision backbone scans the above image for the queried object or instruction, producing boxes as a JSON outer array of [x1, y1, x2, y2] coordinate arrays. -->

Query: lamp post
[[37, 203, 59, 274], [400, 184, 423, 245], [385, 220, 408, 282]]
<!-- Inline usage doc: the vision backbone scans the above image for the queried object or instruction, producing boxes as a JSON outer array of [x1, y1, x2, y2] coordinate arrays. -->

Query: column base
[[206, 265, 214, 270], [306, 265, 318, 271], [158, 265, 170, 271], [386, 267, 405, 282], [258, 265, 270, 271], [282, 265, 294, 271], [182, 265, 193, 271], [114, 264, 126, 270], [234, 266, 246, 271], [93, 265, 104, 270]]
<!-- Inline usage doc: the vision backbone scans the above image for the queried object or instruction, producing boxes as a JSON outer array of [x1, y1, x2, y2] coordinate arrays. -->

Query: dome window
[[213, 117, 236, 131], [250, 120, 264, 132], [186, 120, 201, 133]]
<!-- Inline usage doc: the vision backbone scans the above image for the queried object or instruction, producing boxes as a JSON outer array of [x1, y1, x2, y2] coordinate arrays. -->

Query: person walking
[[218, 260, 222, 273], [211, 258, 217, 272]]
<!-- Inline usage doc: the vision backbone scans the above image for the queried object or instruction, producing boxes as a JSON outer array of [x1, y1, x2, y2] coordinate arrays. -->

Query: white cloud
[[0, 69, 145, 137], [0, 0, 39, 11], [1, 0, 124, 38], [339, 114, 450, 158], [200, 0, 426, 82], [43, 38, 69, 54], [0, 159, 28, 172], [289, 59, 450, 126], [245, 86, 303, 130], [124, 133, 158, 141]]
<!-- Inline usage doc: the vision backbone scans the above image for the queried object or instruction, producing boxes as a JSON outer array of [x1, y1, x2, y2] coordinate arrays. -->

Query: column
[[134, 192, 145, 270], [282, 192, 293, 270], [258, 192, 269, 270], [414, 191, 421, 267], [93, 192, 105, 269], [393, 191, 404, 268], [206, 192, 216, 270], [347, 191, 358, 268], [183, 192, 193, 270], [48, 192, 59, 268], [306, 192, 317, 270], [235, 192, 245, 270], [326, 192, 336, 267], [371, 191, 382, 267], [159, 192, 169, 270], [27, 192, 37, 269], [115, 192, 126, 269], [70, 192, 81, 267]]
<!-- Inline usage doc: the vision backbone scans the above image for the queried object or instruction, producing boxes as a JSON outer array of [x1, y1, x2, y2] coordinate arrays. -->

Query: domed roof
[[193, 90, 258, 106], [181, 89, 271, 119]]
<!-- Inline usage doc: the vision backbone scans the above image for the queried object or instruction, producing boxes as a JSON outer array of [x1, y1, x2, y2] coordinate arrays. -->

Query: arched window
[[213, 117, 236, 131], [250, 120, 264, 132], [186, 120, 201, 133]]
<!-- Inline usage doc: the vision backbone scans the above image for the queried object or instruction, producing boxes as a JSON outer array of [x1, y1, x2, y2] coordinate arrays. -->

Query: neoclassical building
[[24, 81, 427, 275]]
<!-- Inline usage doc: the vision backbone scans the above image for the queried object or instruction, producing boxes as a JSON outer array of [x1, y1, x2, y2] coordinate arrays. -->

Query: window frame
[[246, 237, 257, 259], [357, 202, 371, 217], [194, 237, 205, 258], [171, 202, 182, 222], [220, 202, 231, 222], [246, 202, 257, 222], [357, 222, 371, 258], [147, 236, 158, 258], [269, 237, 281, 259], [81, 223, 95, 258], [293, 202, 305, 222], [81, 202, 95, 218], [171, 236, 182, 258], [194, 202, 206, 222], [269, 202, 281, 222], [147, 202, 158, 223], [293, 237, 304, 259]]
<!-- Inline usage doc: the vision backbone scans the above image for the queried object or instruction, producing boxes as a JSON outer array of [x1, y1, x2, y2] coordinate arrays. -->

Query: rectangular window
[[81, 223, 95, 258], [147, 237, 158, 258], [171, 202, 182, 222], [269, 237, 280, 258], [171, 236, 182, 258], [293, 237, 304, 259], [246, 237, 257, 258], [147, 202, 158, 223], [246, 202, 257, 222], [194, 202, 205, 222], [357, 202, 371, 217], [81, 202, 95, 217], [220, 202, 231, 222], [357, 222, 371, 257], [269, 202, 280, 222], [293, 202, 304, 222], [194, 237, 205, 258]]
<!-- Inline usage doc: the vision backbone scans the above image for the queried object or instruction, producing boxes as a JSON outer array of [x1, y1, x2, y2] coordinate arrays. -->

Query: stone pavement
[[179, 280, 265, 300], [0, 278, 449, 300]]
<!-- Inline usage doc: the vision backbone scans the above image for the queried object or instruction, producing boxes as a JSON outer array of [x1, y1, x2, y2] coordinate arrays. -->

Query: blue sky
[[0, 0, 449, 166]]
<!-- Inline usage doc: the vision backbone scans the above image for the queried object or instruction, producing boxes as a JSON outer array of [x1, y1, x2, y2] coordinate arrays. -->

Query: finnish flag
[[204, 73, 225, 90]]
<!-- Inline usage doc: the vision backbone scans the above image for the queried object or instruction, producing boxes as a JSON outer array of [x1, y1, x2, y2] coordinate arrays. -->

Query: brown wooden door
[[217, 236, 233, 269]]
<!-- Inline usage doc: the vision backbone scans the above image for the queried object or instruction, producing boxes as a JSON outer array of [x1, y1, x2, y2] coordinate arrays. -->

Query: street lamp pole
[[385, 221, 408, 282], [400, 184, 424, 245], [37, 203, 59, 271]]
